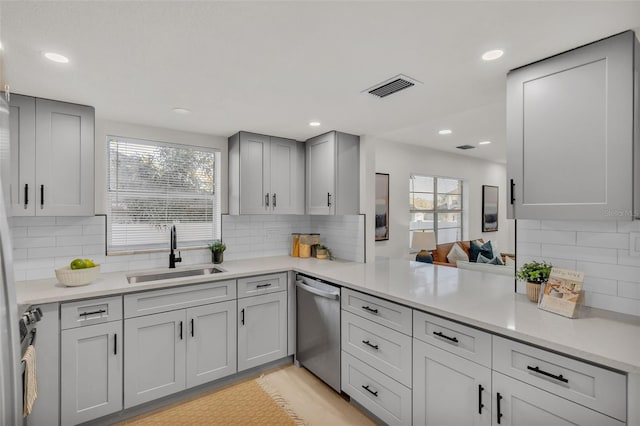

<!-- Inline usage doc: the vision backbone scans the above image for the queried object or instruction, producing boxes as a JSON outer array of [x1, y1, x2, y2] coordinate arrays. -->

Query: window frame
[[106, 135, 221, 255], [409, 174, 464, 245]]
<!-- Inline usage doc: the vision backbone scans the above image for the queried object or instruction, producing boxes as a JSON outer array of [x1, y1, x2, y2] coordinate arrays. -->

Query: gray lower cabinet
[[413, 338, 491, 426], [61, 321, 122, 425], [124, 310, 187, 408], [237, 291, 287, 371], [492, 372, 624, 426]]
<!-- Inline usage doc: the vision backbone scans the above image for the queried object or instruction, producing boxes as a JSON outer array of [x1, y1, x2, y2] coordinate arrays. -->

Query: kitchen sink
[[126, 267, 225, 284]]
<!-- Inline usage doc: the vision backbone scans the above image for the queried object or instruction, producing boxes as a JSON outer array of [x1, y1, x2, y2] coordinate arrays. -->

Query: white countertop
[[15, 256, 640, 374]]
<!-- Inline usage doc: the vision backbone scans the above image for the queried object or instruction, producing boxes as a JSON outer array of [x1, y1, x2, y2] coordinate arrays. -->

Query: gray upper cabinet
[[228, 131, 304, 215], [9, 95, 95, 216], [306, 131, 359, 215], [507, 31, 639, 220]]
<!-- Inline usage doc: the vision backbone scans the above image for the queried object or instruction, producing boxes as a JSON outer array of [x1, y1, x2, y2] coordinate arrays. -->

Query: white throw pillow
[[446, 243, 469, 265]]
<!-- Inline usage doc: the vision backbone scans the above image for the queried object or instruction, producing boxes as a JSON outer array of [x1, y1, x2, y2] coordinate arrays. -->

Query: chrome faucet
[[169, 225, 182, 268]]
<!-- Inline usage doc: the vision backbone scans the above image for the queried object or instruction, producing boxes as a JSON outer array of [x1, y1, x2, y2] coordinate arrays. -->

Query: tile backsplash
[[10, 214, 366, 281], [517, 219, 640, 316]]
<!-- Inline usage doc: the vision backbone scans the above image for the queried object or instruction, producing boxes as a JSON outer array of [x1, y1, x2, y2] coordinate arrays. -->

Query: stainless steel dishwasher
[[295, 274, 341, 392]]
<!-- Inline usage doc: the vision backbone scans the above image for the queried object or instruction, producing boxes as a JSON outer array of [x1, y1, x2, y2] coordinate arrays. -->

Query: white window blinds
[[107, 136, 221, 253]]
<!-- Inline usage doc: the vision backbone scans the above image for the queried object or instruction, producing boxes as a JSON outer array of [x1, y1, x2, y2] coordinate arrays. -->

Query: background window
[[410, 175, 463, 244], [107, 136, 221, 253]]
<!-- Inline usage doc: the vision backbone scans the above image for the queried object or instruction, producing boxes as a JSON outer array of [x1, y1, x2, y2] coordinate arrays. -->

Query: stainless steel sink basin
[[126, 267, 225, 284]]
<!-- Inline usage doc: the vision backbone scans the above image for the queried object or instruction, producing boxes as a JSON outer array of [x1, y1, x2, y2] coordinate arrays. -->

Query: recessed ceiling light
[[43, 52, 69, 63], [172, 107, 191, 115], [309, 121, 321, 127], [482, 49, 504, 61], [438, 129, 452, 135], [478, 140, 492, 145]]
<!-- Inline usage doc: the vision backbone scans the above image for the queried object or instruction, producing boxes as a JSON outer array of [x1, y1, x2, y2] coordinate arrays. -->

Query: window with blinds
[[107, 136, 221, 253], [410, 175, 463, 245]]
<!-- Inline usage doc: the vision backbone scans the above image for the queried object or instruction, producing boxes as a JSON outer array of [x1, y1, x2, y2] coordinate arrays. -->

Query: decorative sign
[[538, 268, 584, 318]]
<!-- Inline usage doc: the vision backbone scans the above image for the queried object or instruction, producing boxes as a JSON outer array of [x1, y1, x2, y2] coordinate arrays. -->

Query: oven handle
[[296, 280, 340, 300]]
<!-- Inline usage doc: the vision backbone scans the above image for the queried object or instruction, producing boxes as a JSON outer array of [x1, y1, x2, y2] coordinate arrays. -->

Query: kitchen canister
[[299, 234, 311, 258], [291, 233, 300, 257]]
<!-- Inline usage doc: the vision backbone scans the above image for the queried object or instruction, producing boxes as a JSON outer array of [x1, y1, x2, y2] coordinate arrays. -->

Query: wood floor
[[263, 365, 376, 426]]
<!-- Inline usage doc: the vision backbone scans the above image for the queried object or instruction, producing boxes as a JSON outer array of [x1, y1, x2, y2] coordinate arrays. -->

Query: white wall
[[94, 119, 228, 214], [361, 136, 514, 261]]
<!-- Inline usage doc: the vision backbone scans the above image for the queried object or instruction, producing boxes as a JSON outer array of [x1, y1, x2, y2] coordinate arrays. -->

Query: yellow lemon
[[84, 259, 96, 268]]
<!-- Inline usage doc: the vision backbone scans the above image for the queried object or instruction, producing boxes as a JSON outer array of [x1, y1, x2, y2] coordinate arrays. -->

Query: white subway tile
[[13, 249, 27, 260], [12, 237, 56, 249], [11, 227, 27, 238], [26, 268, 56, 280], [13, 270, 26, 281], [617, 221, 640, 233], [581, 276, 618, 296], [100, 262, 129, 273], [540, 230, 577, 245], [83, 244, 105, 256], [618, 281, 640, 300], [541, 244, 617, 263], [541, 220, 617, 232], [28, 225, 83, 237], [617, 250, 640, 267], [577, 261, 640, 283], [11, 217, 56, 227], [577, 232, 629, 249], [57, 235, 105, 247], [56, 216, 105, 226], [83, 224, 105, 235], [541, 258, 577, 270], [582, 292, 640, 316], [28, 246, 82, 259], [516, 242, 541, 256], [518, 220, 541, 230], [517, 229, 541, 244], [14, 258, 55, 270]]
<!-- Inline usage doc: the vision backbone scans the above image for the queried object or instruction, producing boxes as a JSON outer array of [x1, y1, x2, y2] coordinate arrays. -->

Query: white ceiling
[[2, 1, 639, 163]]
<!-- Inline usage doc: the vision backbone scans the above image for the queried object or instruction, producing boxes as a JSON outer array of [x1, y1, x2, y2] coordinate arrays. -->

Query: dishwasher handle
[[296, 280, 340, 300]]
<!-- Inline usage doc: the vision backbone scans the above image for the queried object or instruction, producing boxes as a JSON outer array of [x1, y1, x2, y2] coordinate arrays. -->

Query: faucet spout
[[169, 225, 182, 268]]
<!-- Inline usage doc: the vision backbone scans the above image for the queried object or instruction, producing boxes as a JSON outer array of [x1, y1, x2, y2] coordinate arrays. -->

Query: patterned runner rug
[[121, 375, 307, 425]]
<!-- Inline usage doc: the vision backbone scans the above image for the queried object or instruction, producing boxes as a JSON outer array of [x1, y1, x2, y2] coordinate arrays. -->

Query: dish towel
[[21, 345, 38, 417]]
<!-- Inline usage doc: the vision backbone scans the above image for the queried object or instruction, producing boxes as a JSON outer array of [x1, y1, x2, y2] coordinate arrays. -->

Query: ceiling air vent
[[364, 74, 421, 98], [456, 145, 476, 150]]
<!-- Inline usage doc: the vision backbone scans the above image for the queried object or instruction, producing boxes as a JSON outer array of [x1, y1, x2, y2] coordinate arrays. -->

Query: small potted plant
[[208, 240, 226, 264], [516, 261, 552, 302]]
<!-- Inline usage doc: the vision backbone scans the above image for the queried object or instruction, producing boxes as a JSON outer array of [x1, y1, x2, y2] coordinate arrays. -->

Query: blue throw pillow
[[477, 253, 504, 265], [469, 240, 493, 262]]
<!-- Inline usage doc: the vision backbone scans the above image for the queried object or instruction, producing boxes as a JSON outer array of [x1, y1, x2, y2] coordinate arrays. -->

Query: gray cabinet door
[[507, 31, 636, 220], [35, 98, 95, 216], [186, 301, 237, 388], [306, 132, 335, 215], [270, 137, 304, 214], [413, 338, 491, 426], [237, 291, 287, 371], [239, 132, 270, 214], [61, 321, 122, 425], [124, 310, 186, 408], [8, 94, 36, 216], [492, 372, 624, 426]]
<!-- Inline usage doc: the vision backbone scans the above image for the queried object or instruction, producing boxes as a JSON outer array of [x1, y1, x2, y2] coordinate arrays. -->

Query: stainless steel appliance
[[295, 274, 341, 392]]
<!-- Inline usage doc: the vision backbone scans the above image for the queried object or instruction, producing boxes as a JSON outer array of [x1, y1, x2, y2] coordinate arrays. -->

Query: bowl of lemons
[[55, 258, 101, 287]]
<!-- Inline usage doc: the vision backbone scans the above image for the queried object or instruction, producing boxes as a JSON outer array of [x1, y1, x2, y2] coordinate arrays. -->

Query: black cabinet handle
[[191, 318, 195, 337], [362, 385, 378, 397], [256, 283, 272, 289], [24, 184, 28, 207], [40, 184, 44, 207], [510, 179, 515, 204], [497, 392, 503, 424], [241, 308, 245, 325], [478, 384, 485, 414], [114, 333, 117, 356], [362, 340, 379, 350], [361, 306, 378, 314], [179, 321, 183, 340], [527, 365, 568, 383], [433, 331, 459, 344], [327, 192, 332, 207], [80, 309, 106, 317], [265, 193, 270, 207], [272, 193, 276, 208]]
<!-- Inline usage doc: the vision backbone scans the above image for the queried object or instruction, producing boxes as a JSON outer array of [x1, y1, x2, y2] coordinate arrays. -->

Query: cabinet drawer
[[237, 273, 286, 298], [124, 280, 236, 318], [341, 351, 411, 426], [342, 288, 412, 335], [413, 311, 491, 367], [493, 336, 626, 421], [61, 296, 122, 330], [341, 311, 412, 387]]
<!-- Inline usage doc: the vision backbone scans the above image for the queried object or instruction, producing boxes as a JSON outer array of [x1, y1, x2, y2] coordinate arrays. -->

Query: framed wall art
[[482, 185, 499, 232], [375, 173, 389, 241]]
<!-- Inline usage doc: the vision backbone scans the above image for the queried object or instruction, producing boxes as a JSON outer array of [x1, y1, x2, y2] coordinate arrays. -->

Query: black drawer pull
[[114, 333, 117, 356], [40, 184, 44, 207], [256, 283, 272, 288], [362, 385, 378, 397], [361, 306, 378, 314], [362, 340, 379, 350], [478, 384, 485, 414], [510, 179, 515, 204], [265, 193, 270, 207], [433, 331, 459, 343], [272, 193, 276, 208], [527, 365, 568, 383], [241, 308, 245, 325], [80, 309, 106, 317], [24, 184, 28, 207], [191, 318, 195, 337], [497, 392, 503, 424], [327, 192, 332, 207], [179, 321, 183, 340]]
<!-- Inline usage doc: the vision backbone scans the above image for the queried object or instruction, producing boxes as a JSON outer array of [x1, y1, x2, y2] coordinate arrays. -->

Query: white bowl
[[55, 265, 101, 287]]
